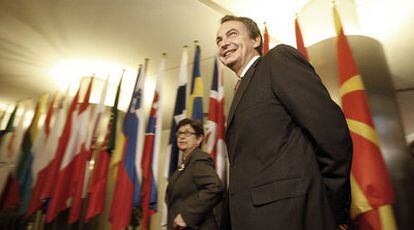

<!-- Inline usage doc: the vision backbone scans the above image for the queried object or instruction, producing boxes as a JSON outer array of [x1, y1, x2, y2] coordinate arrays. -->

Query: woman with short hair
[[165, 118, 224, 230]]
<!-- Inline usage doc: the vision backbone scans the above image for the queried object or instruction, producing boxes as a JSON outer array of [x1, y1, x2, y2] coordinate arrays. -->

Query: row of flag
[[0, 44, 227, 230], [0, 4, 397, 229]]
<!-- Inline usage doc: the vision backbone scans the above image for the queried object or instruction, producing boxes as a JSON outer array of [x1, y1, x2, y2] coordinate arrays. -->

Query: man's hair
[[176, 118, 204, 137], [220, 15, 263, 55]]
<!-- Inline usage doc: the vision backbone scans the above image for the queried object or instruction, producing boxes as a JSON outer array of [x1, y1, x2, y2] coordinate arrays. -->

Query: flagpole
[[79, 140, 102, 226], [80, 74, 111, 226], [39, 212, 45, 230], [144, 59, 149, 76], [33, 210, 41, 229]]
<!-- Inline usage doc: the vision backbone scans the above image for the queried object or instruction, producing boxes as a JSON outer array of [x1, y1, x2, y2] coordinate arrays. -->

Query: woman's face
[[176, 124, 203, 153]]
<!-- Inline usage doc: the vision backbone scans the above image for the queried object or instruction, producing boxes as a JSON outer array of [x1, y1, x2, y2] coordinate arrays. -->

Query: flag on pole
[[26, 94, 57, 217], [16, 94, 49, 214], [29, 93, 68, 216], [108, 120, 126, 179], [0, 106, 17, 140], [1, 102, 31, 210], [85, 76, 121, 221], [0, 175, 20, 211], [262, 23, 269, 55], [44, 79, 90, 223], [141, 56, 165, 230], [162, 47, 187, 229], [68, 77, 109, 223], [188, 45, 204, 122], [45, 78, 93, 223], [42, 87, 80, 205], [165, 47, 188, 179], [204, 57, 227, 183], [109, 65, 146, 230], [294, 16, 309, 60], [83, 77, 109, 161], [68, 78, 108, 223], [333, 5, 396, 229], [66, 78, 94, 223], [0, 106, 18, 195], [109, 75, 128, 179]]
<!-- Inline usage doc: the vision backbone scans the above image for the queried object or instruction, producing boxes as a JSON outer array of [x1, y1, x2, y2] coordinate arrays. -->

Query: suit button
[[229, 161, 234, 167]]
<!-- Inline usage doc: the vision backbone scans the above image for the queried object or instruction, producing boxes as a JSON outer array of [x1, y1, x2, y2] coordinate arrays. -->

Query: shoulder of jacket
[[192, 149, 212, 161], [263, 44, 305, 66], [267, 44, 297, 55]]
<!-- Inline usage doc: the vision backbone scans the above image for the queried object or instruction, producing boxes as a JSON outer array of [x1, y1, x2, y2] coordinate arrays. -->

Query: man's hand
[[174, 214, 187, 229]]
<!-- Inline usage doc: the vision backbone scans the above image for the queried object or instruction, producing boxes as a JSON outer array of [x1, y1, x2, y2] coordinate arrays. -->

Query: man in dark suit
[[216, 15, 353, 229]]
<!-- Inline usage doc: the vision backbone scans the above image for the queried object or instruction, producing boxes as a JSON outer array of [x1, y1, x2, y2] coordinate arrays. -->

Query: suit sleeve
[[181, 154, 224, 228], [268, 45, 353, 224]]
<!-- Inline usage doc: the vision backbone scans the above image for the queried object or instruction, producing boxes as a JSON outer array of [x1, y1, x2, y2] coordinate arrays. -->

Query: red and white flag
[[45, 78, 93, 223], [141, 57, 165, 230], [204, 57, 227, 183], [25, 94, 56, 216], [69, 77, 109, 223]]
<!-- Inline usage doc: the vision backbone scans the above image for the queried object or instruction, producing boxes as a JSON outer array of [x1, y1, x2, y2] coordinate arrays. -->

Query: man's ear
[[253, 36, 261, 49]]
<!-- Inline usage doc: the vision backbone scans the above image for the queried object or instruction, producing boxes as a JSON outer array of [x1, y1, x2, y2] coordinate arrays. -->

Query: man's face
[[216, 20, 260, 74]]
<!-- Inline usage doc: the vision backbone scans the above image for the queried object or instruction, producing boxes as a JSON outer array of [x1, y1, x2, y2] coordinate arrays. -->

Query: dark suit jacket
[[166, 148, 224, 230], [223, 45, 353, 230]]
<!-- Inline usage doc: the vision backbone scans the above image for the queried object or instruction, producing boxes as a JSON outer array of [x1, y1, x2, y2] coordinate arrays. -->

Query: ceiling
[[0, 0, 413, 127]]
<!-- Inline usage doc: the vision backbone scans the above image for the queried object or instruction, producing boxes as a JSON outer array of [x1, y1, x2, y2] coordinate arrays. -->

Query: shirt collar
[[240, 55, 260, 78]]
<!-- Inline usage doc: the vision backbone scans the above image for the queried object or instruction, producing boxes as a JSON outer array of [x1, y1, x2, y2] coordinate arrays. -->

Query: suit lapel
[[226, 58, 260, 133]]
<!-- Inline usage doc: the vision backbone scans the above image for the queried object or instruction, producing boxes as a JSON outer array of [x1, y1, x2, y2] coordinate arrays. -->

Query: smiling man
[[216, 15, 353, 229]]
